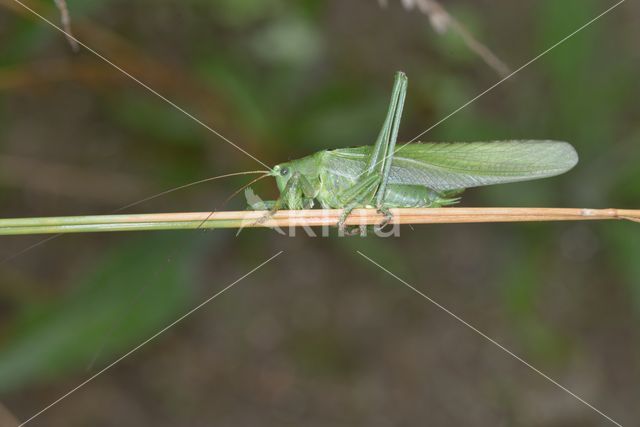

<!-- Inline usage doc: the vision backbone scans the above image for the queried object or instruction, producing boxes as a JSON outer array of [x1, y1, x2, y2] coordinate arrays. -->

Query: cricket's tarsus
[[253, 72, 579, 234]]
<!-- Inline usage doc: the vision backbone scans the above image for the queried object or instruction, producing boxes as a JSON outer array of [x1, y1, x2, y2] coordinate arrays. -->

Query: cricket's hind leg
[[375, 205, 394, 231], [342, 224, 367, 236]]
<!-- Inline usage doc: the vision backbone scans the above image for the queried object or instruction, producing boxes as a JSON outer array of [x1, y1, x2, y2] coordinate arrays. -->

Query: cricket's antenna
[[0, 170, 270, 265], [221, 173, 272, 208], [193, 172, 272, 230], [116, 170, 270, 212]]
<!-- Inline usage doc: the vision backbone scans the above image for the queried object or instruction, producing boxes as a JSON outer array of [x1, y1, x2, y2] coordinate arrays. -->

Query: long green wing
[[330, 141, 578, 192]]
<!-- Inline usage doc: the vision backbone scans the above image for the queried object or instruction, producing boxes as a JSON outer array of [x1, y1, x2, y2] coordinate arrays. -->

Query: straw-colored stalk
[[0, 208, 638, 236]]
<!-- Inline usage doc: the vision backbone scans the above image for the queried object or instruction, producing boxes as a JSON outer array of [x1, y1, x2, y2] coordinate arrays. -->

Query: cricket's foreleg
[[254, 173, 303, 225], [256, 172, 316, 225], [248, 200, 277, 210]]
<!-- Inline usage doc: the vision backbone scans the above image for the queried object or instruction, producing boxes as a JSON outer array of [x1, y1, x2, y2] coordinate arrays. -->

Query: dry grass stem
[[211, 207, 640, 226], [0, 208, 638, 236], [184, 207, 638, 226], [381, 0, 512, 77], [52, 0, 78, 51]]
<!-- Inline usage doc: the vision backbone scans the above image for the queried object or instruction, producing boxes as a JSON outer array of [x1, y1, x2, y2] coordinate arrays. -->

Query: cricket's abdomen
[[382, 184, 451, 208]]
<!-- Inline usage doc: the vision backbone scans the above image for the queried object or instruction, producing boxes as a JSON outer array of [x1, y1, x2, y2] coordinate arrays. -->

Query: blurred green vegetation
[[0, 0, 638, 425]]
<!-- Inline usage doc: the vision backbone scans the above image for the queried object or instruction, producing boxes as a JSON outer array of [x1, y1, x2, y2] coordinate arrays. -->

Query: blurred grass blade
[[0, 234, 198, 392]]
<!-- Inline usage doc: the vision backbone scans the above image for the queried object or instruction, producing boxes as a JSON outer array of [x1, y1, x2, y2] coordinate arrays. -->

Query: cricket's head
[[270, 153, 321, 194], [271, 163, 294, 193]]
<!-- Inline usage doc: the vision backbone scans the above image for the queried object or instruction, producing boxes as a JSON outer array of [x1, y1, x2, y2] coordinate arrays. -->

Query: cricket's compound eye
[[280, 167, 289, 176]]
